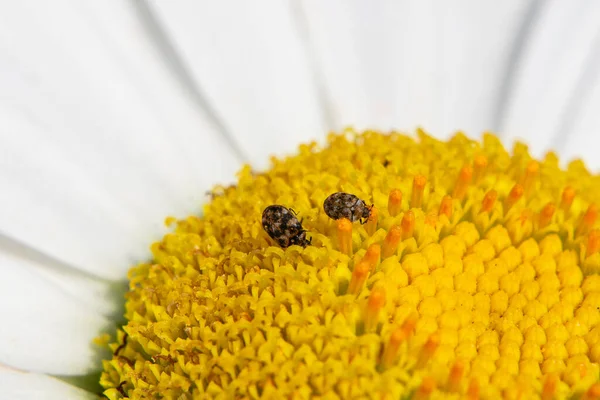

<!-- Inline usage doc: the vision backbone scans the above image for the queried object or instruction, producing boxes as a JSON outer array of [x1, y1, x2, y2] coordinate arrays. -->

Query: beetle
[[323, 192, 372, 224], [262, 205, 311, 248]]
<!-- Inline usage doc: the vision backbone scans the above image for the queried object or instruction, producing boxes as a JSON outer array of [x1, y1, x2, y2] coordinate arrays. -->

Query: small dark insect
[[113, 333, 128, 356], [116, 382, 127, 397], [323, 192, 372, 223], [262, 205, 311, 248]]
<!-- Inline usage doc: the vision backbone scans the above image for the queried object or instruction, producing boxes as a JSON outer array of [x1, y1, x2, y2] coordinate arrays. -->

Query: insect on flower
[[262, 205, 311, 248], [323, 192, 372, 224]]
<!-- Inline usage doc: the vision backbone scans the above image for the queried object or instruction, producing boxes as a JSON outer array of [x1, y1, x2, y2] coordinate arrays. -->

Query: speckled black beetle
[[262, 205, 311, 248], [323, 192, 372, 224]]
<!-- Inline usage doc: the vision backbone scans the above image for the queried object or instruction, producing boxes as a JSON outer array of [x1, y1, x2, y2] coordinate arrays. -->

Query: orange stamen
[[587, 229, 600, 258], [348, 260, 370, 295], [522, 161, 539, 192], [364, 286, 386, 332], [473, 155, 488, 184], [514, 383, 527, 400], [541, 374, 558, 400], [337, 218, 353, 256], [447, 360, 465, 392], [520, 209, 532, 226], [401, 211, 415, 240], [365, 206, 379, 236], [361, 243, 381, 272], [382, 225, 402, 258], [480, 190, 497, 214], [578, 204, 598, 236], [583, 383, 600, 400], [416, 332, 440, 368], [411, 175, 427, 209], [467, 379, 480, 400], [560, 186, 576, 213], [401, 313, 418, 335], [424, 211, 438, 227], [380, 327, 407, 368], [538, 203, 555, 229], [414, 376, 436, 400], [453, 166, 473, 200], [439, 195, 453, 219], [504, 184, 524, 212], [388, 189, 403, 217]]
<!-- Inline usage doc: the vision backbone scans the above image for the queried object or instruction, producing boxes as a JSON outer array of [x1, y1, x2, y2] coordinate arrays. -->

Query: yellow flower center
[[100, 129, 600, 399]]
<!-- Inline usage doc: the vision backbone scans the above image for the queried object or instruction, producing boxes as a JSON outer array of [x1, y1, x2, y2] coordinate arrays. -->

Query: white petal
[[300, 0, 533, 137], [148, 0, 328, 168], [0, 235, 124, 319], [500, 0, 600, 158], [0, 247, 112, 375], [0, 1, 241, 280], [560, 61, 600, 172], [0, 366, 95, 400]]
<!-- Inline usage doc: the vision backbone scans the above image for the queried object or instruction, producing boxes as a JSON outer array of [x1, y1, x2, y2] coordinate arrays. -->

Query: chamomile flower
[[1, 2, 600, 399]]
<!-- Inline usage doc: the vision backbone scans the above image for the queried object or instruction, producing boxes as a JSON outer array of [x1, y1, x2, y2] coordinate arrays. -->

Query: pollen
[[100, 129, 600, 400]]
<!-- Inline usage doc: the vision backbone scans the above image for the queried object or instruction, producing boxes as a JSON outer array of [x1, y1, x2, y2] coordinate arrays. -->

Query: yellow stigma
[[401, 210, 416, 241], [364, 285, 386, 332], [473, 155, 488, 184], [361, 243, 381, 272], [388, 189, 403, 217], [453, 165, 472, 201], [480, 189, 497, 215], [446, 359, 465, 393], [439, 195, 453, 219], [336, 217, 353, 256], [412, 175, 427, 209], [100, 129, 600, 399], [561, 186, 576, 213], [348, 260, 370, 295], [538, 202, 556, 229], [382, 225, 402, 259], [365, 205, 379, 236]]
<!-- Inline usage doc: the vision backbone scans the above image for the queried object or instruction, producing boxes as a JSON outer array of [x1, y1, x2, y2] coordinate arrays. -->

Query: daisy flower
[[1, 1, 600, 399]]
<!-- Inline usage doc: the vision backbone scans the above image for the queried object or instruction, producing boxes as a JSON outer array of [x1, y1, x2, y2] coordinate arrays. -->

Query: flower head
[[100, 129, 600, 399]]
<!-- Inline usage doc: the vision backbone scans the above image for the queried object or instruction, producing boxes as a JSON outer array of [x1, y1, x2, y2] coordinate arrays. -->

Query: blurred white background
[[2, 1, 600, 170]]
